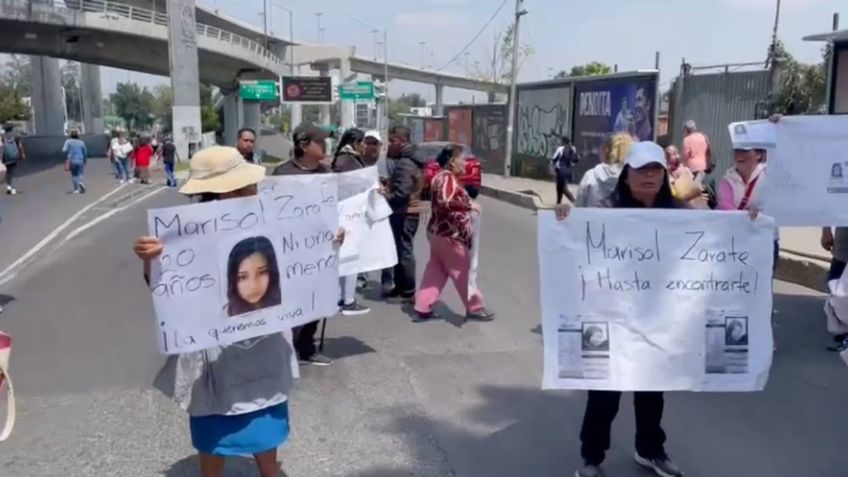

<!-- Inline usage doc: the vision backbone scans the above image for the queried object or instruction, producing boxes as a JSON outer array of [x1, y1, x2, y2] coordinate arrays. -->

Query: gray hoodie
[[576, 163, 623, 208]]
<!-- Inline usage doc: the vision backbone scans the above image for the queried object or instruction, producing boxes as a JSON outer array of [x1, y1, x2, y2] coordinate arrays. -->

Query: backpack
[[2, 137, 20, 164]]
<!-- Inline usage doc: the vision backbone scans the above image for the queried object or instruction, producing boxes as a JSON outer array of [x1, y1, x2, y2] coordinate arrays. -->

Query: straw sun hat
[[179, 146, 266, 195]]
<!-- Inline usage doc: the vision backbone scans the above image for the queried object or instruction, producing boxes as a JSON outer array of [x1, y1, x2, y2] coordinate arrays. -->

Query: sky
[[98, 0, 844, 104]]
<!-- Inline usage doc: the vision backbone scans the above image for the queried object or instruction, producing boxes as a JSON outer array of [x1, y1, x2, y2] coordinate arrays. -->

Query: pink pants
[[415, 234, 484, 315]]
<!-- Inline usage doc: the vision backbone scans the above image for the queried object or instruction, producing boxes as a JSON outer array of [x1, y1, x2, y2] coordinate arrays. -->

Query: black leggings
[[4, 162, 17, 187], [556, 170, 575, 205], [580, 391, 667, 465]]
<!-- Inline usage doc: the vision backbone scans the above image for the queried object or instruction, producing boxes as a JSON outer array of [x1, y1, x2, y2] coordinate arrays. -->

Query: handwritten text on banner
[[538, 209, 776, 392]]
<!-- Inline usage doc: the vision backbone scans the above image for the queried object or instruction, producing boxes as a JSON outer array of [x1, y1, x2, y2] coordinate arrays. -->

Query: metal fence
[[668, 65, 772, 176], [52, 0, 282, 65]]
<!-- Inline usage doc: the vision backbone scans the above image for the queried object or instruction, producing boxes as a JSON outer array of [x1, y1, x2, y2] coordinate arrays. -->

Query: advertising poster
[[572, 76, 657, 172], [472, 105, 507, 175], [424, 118, 445, 142], [538, 208, 775, 391], [447, 107, 473, 146]]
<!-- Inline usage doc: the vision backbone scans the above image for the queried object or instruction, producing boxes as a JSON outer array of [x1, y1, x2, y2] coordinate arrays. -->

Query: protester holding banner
[[272, 124, 338, 366], [383, 126, 426, 303], [332, 128, 372, 316], [133, 146, 295, 477], [576, 133, 633, 208], [414, 145, 494, 323], [362, 130, 395, 293], [558, 142, 686, 477]]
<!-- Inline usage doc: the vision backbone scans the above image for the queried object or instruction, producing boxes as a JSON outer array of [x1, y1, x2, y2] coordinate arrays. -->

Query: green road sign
[[239, 80, 279, 101], [339, 81, 375, 101]]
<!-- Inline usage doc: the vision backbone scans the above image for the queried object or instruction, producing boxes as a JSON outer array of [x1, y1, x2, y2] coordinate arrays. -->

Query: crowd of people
[[131, 121, 496, 477]]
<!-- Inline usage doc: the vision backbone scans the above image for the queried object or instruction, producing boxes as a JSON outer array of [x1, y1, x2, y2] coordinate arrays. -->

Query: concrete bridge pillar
[[222, 92, 240, 146], [81, 63, 104, 135], [30, 56, 64, 136], [434, 83, 444, 117], [339, 59, 354, 129], [242, 101, 261, 135], [167, 0, 202, 159]]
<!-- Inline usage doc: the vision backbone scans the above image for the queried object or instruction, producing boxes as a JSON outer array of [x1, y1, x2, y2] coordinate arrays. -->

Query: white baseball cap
[[364, 130, 382, 143], [625, 141, 667, 170]]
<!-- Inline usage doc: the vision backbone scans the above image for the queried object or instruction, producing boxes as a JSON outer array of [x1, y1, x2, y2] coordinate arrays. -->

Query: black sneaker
[[634, 453, 684, 477], [574, 464, 603, 477], [356, 275, 371, 290], [79, 184, 86, 194], [827, 338, 848, 352], [466, 309, 495, 322], [413, 311, 437, 323], [340, 301, 370, 316], [299, 353, 334, 366]]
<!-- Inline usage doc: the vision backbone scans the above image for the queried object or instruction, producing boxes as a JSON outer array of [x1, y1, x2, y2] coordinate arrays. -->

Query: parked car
[[418, 142, 482, 200]]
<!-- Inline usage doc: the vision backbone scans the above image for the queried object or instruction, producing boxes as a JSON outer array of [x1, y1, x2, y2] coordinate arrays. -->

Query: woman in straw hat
[[133, 146, 294, 477]]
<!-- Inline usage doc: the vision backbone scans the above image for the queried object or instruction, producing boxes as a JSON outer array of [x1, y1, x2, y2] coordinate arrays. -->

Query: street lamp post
[[419, 41, 427, 69], [315, 12, 323, 43], [503, 0, 527, 177], [268, 1, 295, 74], [351, 16, 389, 141]]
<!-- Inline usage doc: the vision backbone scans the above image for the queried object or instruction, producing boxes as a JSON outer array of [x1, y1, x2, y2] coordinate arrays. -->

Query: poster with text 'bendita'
[[147, 174, 340, 354], [538, 209, 776, 392]]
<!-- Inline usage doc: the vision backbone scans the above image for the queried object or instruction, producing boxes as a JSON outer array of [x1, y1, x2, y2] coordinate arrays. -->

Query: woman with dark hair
[[414, 144, 494, 323], [226, 236, 282, 317], [332, 128, 366, 172], [558, 141, 686, 477], [133, 146, 295, 477], [332, 127, 371, 316]]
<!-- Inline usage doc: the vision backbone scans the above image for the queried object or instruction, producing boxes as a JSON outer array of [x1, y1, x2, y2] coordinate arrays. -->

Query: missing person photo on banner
[[761, 115, 848, 225], [147, 174, 341, 354], [538, 208, 776, 392]]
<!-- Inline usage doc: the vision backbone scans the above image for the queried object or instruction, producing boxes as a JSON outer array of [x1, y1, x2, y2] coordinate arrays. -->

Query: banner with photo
[[147, 174, 340, 354], [538, 208, 775, 392], [572, 75, 657, 175], [760, 115, 848, 226]]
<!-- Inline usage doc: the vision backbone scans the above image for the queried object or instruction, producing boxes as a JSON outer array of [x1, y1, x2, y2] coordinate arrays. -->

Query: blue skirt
[[189, 402, 290, 456]]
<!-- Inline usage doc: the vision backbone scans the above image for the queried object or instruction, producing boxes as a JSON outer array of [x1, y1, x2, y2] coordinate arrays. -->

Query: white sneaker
[[119, 180, 125, 185], [129, 179, 136, 184], [72, 190, 81, 194], [9, 188, 16, 195]]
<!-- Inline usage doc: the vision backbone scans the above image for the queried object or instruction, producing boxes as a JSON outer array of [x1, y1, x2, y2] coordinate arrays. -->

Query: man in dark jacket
[[384, 126, 426, 301]]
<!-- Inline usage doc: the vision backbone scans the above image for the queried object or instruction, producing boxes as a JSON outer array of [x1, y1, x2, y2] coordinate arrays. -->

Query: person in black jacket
[[383, 126, 426, 302]]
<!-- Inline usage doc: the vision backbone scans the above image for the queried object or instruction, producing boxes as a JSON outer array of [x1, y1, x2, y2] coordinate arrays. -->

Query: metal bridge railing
[[50, 0, 281, 65]]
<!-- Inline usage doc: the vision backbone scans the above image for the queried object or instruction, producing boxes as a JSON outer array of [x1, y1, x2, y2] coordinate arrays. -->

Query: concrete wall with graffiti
[[514, 83, 572, 178]]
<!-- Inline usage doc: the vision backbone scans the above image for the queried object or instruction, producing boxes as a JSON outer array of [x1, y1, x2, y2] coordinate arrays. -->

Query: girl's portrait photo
[[226, 236, 282, 317]]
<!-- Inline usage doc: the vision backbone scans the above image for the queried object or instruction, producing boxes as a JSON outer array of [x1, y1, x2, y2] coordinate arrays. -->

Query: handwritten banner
[[538, 209, 776, 392], [147, 174, 340, 354], [337, 167, 397, 276], [762, 115, 848, 226]]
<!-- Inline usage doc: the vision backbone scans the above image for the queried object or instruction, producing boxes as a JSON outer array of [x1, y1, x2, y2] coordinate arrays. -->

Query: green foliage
[[0, 55, 31, 123], [498, 23, 535, 83], [555, 62, 613, 79], [110, 82, 156, 130], [770, 40, 828, 115], [199, 84, 219, 133], [389, 93, 426, 123], [61, 61, 82, 122], [0, 83, 29, 123]]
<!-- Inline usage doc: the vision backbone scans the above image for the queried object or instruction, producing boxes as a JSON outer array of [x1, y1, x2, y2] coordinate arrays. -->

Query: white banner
[[538, 208, 776, 392], [147, 174, 340, 354], [337, 167, 397, 276], [763, 115, 848, 226]]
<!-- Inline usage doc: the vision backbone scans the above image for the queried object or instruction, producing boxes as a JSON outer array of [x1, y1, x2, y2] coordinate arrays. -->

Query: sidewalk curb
[[776, 252, 828, 293], [482, 184, 828, 293], [480, 185, 542, 211]]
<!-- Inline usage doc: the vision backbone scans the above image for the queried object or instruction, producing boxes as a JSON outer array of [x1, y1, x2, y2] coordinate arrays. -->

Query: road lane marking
[[62, 186, 166, 244]]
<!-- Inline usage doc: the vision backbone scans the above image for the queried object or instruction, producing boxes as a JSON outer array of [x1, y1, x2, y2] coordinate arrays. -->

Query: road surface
[[0, 172, 845, 477]]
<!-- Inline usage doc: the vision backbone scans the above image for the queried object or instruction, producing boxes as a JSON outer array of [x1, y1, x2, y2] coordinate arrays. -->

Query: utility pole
[[419, 42, 427, 69], [372, 29, 379, 61], [315, 12, 323, 43], [767, 0, 782, 103], [503, 0, 527, 177], [262, 0, 268, 48]]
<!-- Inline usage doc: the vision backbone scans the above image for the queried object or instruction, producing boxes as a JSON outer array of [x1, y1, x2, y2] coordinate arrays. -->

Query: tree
[[389, 93, 426, 123], [110, 82, 155, 130], [769, 40, 828, 115], [1, 55, 31, 98], [199, 84, 219, 133], [554, 62, 613, 79], [152, 84, 173, 130], [61, 61, 82, 122], [0, 82, 29, 123], [470, 25, 535, 84]]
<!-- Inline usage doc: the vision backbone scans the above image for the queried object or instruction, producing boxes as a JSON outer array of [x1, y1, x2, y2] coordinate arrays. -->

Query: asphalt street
[[0, 171, 846, 477]]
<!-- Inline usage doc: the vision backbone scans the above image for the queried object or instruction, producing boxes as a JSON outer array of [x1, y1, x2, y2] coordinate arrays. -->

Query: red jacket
[[135, 144, 154, 168]]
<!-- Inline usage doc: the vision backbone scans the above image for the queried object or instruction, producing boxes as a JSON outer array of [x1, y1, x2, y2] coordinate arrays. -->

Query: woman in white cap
[[133, 146, 295, 477], [558, 141, 686, 477]]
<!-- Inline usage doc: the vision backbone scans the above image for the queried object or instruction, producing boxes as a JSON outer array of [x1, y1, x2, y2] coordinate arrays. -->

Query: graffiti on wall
[[472, 106, 507, 173], [516, 87, 571, 159]]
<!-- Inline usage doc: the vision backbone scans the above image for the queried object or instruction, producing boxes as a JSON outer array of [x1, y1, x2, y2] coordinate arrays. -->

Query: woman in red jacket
[[413, 144, 494, 323], [134, 137, 155, 185]]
